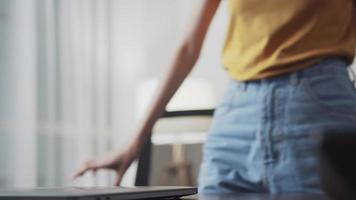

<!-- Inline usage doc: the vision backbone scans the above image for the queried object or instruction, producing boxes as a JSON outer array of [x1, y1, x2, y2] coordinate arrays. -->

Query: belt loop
[[242, 82, 247, 91], [290, 71, 299, 85]]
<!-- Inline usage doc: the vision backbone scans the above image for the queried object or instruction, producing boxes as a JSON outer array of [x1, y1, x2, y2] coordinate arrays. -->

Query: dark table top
[[183, 194, 330, 200]]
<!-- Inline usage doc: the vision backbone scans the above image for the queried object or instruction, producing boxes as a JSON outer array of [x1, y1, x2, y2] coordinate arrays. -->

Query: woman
[[73, 0, 356, 194]]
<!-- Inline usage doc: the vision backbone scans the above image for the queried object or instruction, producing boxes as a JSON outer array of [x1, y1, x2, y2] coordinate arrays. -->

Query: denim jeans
[[198, 58, 356, 194]]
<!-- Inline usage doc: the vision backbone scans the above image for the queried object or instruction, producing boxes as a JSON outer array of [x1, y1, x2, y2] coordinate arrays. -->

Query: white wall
[[140, 0, 229, 98]]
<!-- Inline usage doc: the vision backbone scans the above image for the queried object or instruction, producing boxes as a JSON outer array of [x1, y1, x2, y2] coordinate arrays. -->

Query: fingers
[[72, 160, 97, 180], [114, 167, 127, 186], [72, 151, 132, 185], [114, 175, 122, 186]]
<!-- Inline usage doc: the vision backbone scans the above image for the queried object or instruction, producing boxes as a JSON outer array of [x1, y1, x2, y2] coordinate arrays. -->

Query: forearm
[[131, 44, 199, 150], [128, 0, 221, 153]]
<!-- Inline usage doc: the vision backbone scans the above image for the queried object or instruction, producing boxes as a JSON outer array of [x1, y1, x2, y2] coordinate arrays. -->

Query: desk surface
[[183, 194, 329, 200]]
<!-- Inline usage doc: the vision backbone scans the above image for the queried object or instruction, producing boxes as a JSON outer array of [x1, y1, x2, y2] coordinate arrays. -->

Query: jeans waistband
[[240, 57, 350, 86], [295, 57, 349, 77]]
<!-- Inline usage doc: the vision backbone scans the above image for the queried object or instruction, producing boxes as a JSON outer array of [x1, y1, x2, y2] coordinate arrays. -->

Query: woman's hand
[[72, 146, 139, 186]]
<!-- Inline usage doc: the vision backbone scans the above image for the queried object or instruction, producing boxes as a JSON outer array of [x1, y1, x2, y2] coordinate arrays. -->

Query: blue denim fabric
[[198, 58, 356, 194]]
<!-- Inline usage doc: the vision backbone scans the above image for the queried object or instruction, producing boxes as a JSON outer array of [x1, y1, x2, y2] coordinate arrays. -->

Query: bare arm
[[131, 0, 221, 152], [73, 0, 221, 185]]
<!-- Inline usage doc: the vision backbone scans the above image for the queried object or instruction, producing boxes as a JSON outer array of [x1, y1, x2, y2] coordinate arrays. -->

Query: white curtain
[[0, 0, 38, 187], [37, 0, 152, 187], [0, 0, 150, 187]]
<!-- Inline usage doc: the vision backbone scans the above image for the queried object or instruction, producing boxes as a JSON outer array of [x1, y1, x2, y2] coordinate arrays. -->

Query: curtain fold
[[36, 0, 141, 187], [0, 0, 38, 187]]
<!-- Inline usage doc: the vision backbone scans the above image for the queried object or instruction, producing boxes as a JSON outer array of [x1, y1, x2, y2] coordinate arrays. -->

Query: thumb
[[114, 166, 128, 186], [114, 174, 123, 186]]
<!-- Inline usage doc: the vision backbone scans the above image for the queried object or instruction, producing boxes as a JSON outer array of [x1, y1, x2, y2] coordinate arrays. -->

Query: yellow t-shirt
[[223, 0, 356, 81]]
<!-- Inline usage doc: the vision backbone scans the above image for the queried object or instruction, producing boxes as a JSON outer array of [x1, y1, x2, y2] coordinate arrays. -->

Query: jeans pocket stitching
[[302, 78, 356, 119]]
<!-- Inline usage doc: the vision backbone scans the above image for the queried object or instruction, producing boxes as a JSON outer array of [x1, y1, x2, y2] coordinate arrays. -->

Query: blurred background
[[0, 0, 229, 188], [1, 0, 355, 190]]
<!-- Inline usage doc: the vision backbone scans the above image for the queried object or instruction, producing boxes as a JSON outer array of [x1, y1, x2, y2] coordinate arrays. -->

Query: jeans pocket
[[302, 74, 356, 118]]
